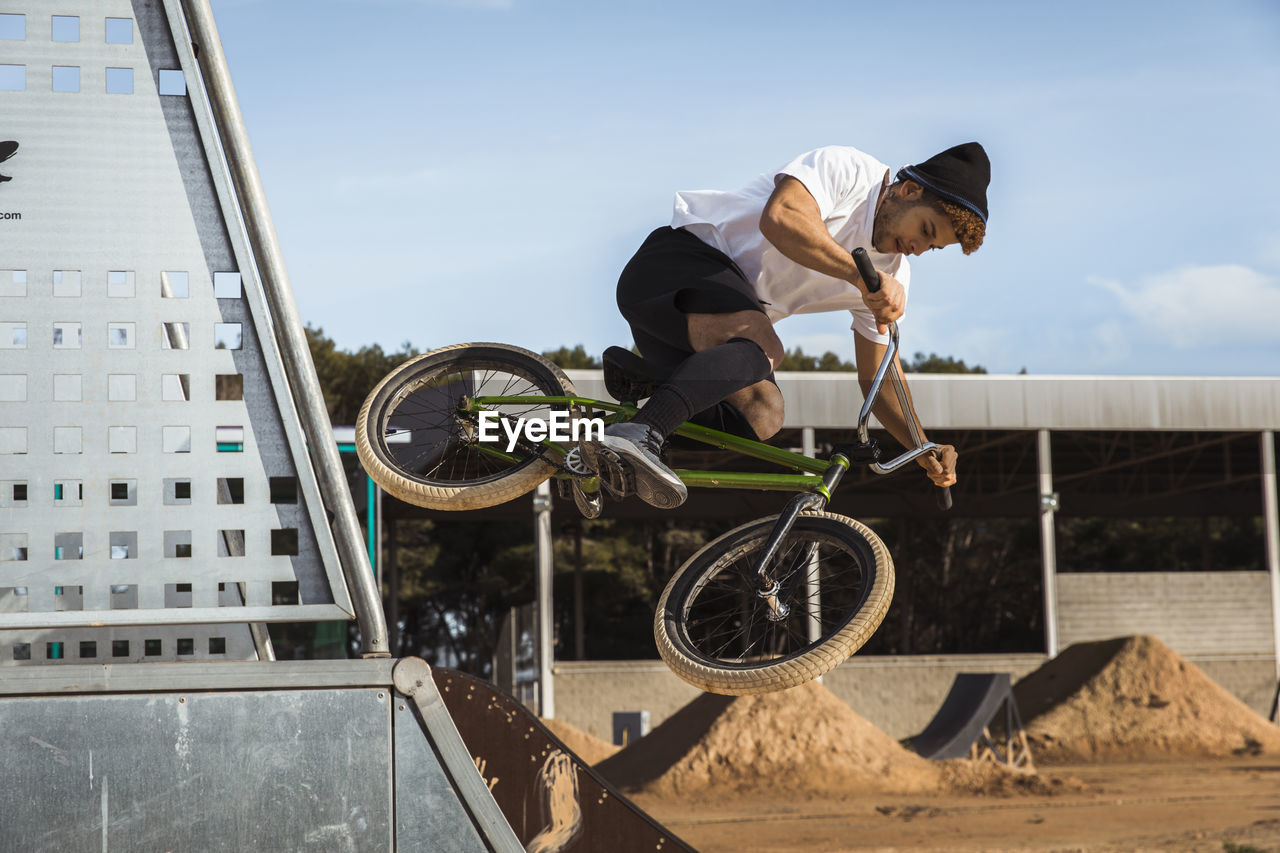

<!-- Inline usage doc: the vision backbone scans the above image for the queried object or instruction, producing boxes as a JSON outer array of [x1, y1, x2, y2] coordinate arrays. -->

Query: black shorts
[[616, 226, 767, 372]]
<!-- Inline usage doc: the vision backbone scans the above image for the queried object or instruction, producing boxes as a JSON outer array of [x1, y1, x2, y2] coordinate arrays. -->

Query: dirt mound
[[540, 717, 619, 765], [938, 758, 1086, 796], [1014, 635, 1280, 763], [595, 680, 1067, 800]]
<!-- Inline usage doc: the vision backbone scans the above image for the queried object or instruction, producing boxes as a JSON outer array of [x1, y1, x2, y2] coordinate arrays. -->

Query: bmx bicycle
[[355, 249, 951, 695]]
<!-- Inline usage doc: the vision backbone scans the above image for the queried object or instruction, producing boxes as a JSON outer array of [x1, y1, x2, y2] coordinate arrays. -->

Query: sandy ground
[[563, 637, 1280, 851], [634, 756, 1280, 853]]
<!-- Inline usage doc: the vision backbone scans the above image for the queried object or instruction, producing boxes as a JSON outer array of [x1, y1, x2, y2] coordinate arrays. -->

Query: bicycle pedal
[[572, 482, 605, 519], [595, 450, 633, 500]]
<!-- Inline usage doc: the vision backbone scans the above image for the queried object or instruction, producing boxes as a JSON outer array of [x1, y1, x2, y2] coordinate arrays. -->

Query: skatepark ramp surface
[[0, 657, 690, 852], [908, 673, 1021, 761], [431, 669, 693, 852]]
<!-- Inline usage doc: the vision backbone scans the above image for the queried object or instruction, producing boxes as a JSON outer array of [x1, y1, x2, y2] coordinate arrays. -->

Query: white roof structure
[[566, 371, 1280, 432]]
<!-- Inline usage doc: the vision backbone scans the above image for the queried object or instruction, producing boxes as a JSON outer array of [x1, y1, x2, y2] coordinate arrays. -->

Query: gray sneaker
[[593, 422, 687, 509]]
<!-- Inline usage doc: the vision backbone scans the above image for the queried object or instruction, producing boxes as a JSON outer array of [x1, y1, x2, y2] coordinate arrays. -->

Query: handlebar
[[852, 246, 880, 294], [852, 247, 952, 511]]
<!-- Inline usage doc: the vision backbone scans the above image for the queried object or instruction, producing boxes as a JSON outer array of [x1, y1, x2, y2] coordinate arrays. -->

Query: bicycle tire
[[654, 511, 893, 695], [356, 343, 576, 510]]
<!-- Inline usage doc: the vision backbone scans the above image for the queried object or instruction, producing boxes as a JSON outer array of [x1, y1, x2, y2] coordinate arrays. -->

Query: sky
[[210, 0, 1280, 376]]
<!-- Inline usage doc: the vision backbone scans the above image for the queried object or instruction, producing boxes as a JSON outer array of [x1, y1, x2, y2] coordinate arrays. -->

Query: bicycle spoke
[[680, 529, 870, 666], [377, 360, 562, 487]]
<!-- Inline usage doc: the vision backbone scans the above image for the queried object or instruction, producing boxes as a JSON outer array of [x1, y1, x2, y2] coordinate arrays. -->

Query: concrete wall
[[553, 655, 1050, 742], [1056, 571, 1276, 656], [553, 652, 1278, 743]]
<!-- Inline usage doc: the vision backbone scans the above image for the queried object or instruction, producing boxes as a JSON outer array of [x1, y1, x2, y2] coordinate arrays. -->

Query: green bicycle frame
[[464, 395, 847, 501]]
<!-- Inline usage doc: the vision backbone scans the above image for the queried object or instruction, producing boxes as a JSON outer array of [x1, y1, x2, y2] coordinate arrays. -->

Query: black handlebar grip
[[852, 247, 880, 293], [937, 486, 953, 511]]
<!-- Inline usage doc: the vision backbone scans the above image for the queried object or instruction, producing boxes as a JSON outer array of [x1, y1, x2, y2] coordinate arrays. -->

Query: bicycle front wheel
[[654, 511, 893, 695], [356, 343, 575, 510]]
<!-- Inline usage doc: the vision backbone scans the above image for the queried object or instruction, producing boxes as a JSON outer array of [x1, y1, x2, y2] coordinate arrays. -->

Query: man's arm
[[853, 332, 958, 487], [760, 177, 905, 330]]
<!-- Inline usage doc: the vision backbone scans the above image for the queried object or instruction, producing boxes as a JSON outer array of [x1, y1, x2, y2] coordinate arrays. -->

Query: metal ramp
[[0, 657, 691, 851], [0, 0, 384, 663], [0, 2, 695, 849], [907, 673, 1033, 768]]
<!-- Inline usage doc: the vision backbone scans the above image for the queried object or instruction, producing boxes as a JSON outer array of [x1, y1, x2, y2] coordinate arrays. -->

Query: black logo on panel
[[0, 140, 18, 184]]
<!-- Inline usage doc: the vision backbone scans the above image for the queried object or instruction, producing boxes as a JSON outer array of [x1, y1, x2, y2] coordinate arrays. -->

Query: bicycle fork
[[753, 455, 848, 622]]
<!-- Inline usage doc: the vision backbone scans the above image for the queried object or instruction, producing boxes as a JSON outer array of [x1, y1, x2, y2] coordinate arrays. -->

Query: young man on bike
[[593, 142, 990, 508]]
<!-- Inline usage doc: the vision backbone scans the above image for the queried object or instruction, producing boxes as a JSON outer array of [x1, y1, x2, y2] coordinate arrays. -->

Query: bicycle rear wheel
[[356, 343, 575, 510], [654, 511, 893, 695]]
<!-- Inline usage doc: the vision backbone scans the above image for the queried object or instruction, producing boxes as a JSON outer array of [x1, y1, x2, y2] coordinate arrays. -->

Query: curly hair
[[919, 189, 986, 254]]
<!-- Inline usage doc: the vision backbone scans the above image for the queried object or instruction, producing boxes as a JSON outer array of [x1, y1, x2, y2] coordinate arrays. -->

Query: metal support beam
[[802, 428, 822, 652], [176, 0, 388, 655], [534, 482, 555, 718], [1038, 430, 1060, 657], [1261, 431, 1280, 679]]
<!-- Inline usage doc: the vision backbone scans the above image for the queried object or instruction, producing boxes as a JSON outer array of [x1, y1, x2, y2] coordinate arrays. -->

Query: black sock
[[632, 338, 772, 438], [631, 383, 694, 436]]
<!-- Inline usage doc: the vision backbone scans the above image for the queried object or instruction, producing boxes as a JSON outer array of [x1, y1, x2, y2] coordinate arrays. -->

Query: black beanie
[[896, 142, 990, 223]]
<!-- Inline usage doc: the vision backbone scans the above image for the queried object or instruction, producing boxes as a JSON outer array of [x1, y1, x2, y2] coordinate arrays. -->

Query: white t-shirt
[[671, 146, 910, 344]]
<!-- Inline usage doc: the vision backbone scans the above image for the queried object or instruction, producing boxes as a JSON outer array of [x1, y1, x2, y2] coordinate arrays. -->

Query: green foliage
[[375, 514, 732, 669], [305, 325, 419, 425], [777, 346, 856, 372], [776, 347, 988, 375], [1057, 517, 1264, 573], [388, 519, 543, 671], [902, 351, 987, 374], [863, 516, 1044, 655], [542, 344, 602, 369]]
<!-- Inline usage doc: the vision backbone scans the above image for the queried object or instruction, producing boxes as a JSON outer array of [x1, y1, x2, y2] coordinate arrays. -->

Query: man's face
[[871, 181, 959, 257]]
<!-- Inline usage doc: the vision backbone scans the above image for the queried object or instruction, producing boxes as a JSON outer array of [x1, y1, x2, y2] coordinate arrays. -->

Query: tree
[[542, 345, 601, 369], [903, 351, 987, 374], [778, 346, 856, 372], [305, 325, 419, 424]]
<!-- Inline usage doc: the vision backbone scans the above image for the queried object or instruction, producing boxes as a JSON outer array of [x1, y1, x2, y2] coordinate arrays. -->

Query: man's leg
[[685, 310, 786, 440], [597, 311, 783, 508], [604, 227, 783, 507]]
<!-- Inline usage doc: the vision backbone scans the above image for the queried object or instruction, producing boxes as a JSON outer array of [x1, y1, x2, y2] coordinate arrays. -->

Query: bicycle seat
[[603, 346, 668, 403]]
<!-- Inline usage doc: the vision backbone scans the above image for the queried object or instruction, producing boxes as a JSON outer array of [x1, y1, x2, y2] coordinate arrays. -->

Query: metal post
[[387, 519, 400, 657], [375, 482, 383, 582], [802, 428, 821, 650], [573, 524, 585, 660], [176, 0, 388, 655], [1261, 431, 1280, 679], [1038, 429, 1060, 657], [534, 482, 555, 718]]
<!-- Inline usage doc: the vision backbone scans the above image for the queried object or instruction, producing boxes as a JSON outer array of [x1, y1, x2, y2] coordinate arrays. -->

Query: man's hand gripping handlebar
[[852, 248, 953, 511]]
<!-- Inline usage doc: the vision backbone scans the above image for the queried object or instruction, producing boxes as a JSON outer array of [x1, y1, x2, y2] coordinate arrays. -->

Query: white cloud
[[1086, 321, 1133, 372], [1089, 265, 1280, 348], [1258, 234, 1280, 272]]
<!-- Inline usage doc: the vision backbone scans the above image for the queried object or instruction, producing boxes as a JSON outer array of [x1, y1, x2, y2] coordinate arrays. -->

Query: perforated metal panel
[[0, 0, 356, 661]]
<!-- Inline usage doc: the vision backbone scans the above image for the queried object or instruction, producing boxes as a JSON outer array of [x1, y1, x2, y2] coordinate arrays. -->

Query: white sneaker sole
[[595, 440, 687, 509]]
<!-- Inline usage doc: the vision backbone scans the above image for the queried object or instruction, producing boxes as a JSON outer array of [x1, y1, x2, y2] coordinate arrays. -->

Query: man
[[594, 142, 990, 508]]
